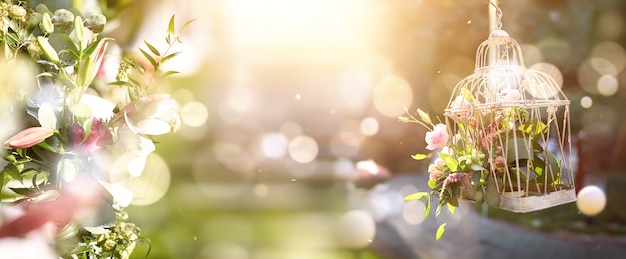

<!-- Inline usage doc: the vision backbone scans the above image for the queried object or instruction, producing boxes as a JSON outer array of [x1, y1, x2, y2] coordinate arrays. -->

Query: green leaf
[[3, 163, 22, 183], [162, 70, 180, 78], [160, 51, 181, 63], [448, 197, 459, 207], [36, 141, 57, 153], [144, 40, 160, 56], [411, 154, 428, 160], [533, 152, 561, 184], [8, 187, 37, 196], [470, 163, 487, 171], [35, 4, 53, 15], [139, 48, 158, 68], [428, 178, 436, 188], [484, 176, 500, 206], [439, 153, 459, 172], [82, 118, 94, 143], [180, 19, 197, 35], [404, 192, 429, 201], [506, 136, 533, 164], [404, 192, 431, 219], [167, 15, 176, 35], [447, 202, 456, 214], [436, 223, 447, 240], [460, 88, 476, 102]]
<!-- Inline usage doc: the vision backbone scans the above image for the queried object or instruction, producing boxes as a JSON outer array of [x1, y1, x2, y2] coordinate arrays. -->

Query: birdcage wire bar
[[443, 29, 576, 212]]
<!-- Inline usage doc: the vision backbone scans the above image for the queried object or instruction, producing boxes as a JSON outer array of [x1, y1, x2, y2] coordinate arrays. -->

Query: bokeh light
[[181, 101, 210, 127], [372, 74, 413, 117], [123, 153, 171, 206], [591, 41, 625, 74], [360, 117, 379, 136], [521, 44, 543, 66], [528, 62, 563, 88], [260, 132, 289, 158], [336, 210, 376, 249], [288, 135, 319, 163], [580, 96, 593, 109], [596, 10, 624, 40], [337, 69, 373, 112], [402, 200, 426, 225], [577, 185, 607, 216], [597, 74, 619, 97]]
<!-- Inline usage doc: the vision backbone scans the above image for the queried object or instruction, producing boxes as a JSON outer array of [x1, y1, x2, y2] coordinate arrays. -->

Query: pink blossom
[[70, 118, 112, 155], [425, 124, 449, 150], [444, 172, 471, 188], [481, 132, 497, 149], [434, 158, 447, 168], [4, 127, 54, 149], [493, 156, 506, 173], [429, 166, 443, 182]]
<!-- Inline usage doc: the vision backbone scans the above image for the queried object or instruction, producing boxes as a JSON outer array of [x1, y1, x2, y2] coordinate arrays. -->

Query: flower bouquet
[[0, 2, 190, 257], [400, 30, 576, 239]]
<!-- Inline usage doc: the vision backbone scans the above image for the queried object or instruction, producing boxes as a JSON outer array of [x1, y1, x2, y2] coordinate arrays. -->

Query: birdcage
[[443, 29, 576, 212]]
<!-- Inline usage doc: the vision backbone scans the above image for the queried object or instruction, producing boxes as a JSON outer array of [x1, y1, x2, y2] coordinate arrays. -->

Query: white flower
[[112, 94, 180, 135], [108, 127, 155, 178], [37, 102, 57, 129], [80, 93, 116, 120], [98, 181, 133, 207], [500, 88, 522, 102]]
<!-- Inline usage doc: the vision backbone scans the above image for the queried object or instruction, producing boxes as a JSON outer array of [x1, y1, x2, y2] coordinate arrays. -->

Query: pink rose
[[425, 124, 449, 150]]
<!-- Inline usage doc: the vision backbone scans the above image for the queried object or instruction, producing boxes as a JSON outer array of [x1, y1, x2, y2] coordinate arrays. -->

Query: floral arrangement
[[0, 1, 190, 258], [400, 88, 565, 239]]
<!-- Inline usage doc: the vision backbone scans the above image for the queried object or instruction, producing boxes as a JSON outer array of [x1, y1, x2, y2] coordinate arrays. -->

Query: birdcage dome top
[[444, 30, 570, 116]]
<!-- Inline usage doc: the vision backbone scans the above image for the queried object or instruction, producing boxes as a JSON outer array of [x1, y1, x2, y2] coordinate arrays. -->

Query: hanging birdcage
[[443, 27, 576, 212]]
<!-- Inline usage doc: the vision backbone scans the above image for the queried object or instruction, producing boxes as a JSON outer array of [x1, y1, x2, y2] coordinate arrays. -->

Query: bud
[[8, 5, 26, 19], [36, 36, 60, 64], [40, 13, 54, 34], [73, 16, 86, 43], [51, 9, 74, 29], [4, 127, 55, 149], [0, 17, 8, 36], [77, 40, 108, 88], [84, 13, 106, 33]]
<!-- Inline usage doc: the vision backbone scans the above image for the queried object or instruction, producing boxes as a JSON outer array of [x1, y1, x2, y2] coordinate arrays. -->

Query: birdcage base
[[496, 188, 576, 213]]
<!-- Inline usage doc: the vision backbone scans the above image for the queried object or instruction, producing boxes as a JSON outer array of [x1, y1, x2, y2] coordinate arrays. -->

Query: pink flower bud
[[4, 127, 54, 149]]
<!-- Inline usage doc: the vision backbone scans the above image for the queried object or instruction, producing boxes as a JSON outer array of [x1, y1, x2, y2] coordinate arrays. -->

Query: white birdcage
[[443, 27, 576, 212]]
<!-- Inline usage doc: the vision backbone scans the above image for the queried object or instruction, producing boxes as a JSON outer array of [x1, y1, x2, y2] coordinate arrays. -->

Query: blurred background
[[33, 0, 626, 258]]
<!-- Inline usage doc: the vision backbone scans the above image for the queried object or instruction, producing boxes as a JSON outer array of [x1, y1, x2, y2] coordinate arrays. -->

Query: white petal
[[127, 154, 147, 178], [99, 181, 133, 207], [135, 119, 172, 135], [38, 102, 57, 129], [81, 94, 115, 120], [138, 136, 156, 155]]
